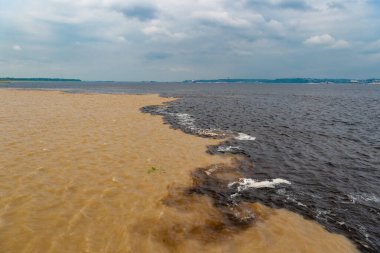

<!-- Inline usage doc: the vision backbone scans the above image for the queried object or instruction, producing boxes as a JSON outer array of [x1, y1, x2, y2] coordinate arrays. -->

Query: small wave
[[164, 111, 227, 137], [315, 209, 332, 220], [174, 113, 196, 129], [216, 146, 242, 152], [228, 178, 291, 192], [173, 112, 228, 137], [276, 189, 307, 207], [146, 107, 258, 140], [235, 133, 256, 141], [357, 225, 370, 240], [347, 193, 379, 204]]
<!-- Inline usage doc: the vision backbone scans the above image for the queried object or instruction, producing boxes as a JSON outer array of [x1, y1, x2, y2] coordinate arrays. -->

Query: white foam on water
[[315, 209, 331, 220], [174, 113, 196, 130], [205, 166, 218, 176], [347, 193, 379, 204], [216, 146, 241, 152], [358, 225, 370, 240], [275, 189, 307, 207], [165, 111, 225, 137], [228, 178, 291, 192], [289, 197, 307, 207], [230, 193, 240, 199], [153, 107, 167, 114], [156, 108, 256, 140], [235, 133, 256, 141], [196, 128, 225, 137]]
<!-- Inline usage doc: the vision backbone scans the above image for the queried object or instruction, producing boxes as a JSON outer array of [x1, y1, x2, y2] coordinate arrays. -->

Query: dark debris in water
[[164, 162, 257, 229]]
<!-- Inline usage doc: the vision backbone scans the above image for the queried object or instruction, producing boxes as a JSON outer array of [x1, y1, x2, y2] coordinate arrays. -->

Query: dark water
[[1, 82, 379, 252]]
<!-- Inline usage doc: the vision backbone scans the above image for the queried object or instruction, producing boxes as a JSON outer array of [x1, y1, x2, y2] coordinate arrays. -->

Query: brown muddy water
[[0, 89, 358, 253]]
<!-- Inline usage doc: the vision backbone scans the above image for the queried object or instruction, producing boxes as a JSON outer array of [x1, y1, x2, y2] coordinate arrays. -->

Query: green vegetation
[[147, 166, 157, 174], [147, 166, 166, 174]]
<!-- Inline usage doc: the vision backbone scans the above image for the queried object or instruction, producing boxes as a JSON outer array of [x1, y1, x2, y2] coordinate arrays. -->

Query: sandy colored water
[[0, 89, 358, 253]]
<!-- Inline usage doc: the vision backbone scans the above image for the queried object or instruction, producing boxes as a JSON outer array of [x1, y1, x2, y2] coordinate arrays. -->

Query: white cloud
[[330, 39, 350, 49], [116, 36, 126, 42], [266, 19, 286, 36], [304, 34, 350, 49], [0, 0, 378, 80], [12, 45, 22, 51], [304, 34, 335, 45], [142, 22, 186, 40]]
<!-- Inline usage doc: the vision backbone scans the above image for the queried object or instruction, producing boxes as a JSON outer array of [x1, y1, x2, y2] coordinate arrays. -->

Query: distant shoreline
[[2, 77, 380, 84], [0, 78, 81, 82], [183, 78, 380, 84]]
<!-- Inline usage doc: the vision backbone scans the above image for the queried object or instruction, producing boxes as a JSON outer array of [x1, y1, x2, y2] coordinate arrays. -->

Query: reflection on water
[[0, 90, 358, 253]]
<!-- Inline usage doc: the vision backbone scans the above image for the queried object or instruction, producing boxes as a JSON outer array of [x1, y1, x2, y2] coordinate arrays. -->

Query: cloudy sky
[[0, 0, 379, 81]]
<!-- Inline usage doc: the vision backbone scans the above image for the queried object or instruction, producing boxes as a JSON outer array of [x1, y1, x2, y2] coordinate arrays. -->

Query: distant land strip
[[183, 78, 380, 84], [0, 78, 81, 82], [1, 77, 380, 84]]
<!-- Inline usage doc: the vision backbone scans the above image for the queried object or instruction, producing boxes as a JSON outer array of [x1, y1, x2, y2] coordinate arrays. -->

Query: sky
[[0, 0, 379, 81]]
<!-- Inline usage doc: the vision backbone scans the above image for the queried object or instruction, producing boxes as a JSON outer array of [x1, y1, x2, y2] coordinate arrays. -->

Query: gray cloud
[[277, 1, 313, 10], [192, 11, 252, 29], [244, 0, 314, 11], [120, 5, 158, 21], [327, 2, 346, 10], [0, 0, 379, 81], [145, 52, 171, 60]]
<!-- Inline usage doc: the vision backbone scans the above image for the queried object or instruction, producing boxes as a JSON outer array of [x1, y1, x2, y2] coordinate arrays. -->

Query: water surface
[[1, 82, 378, 252]]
